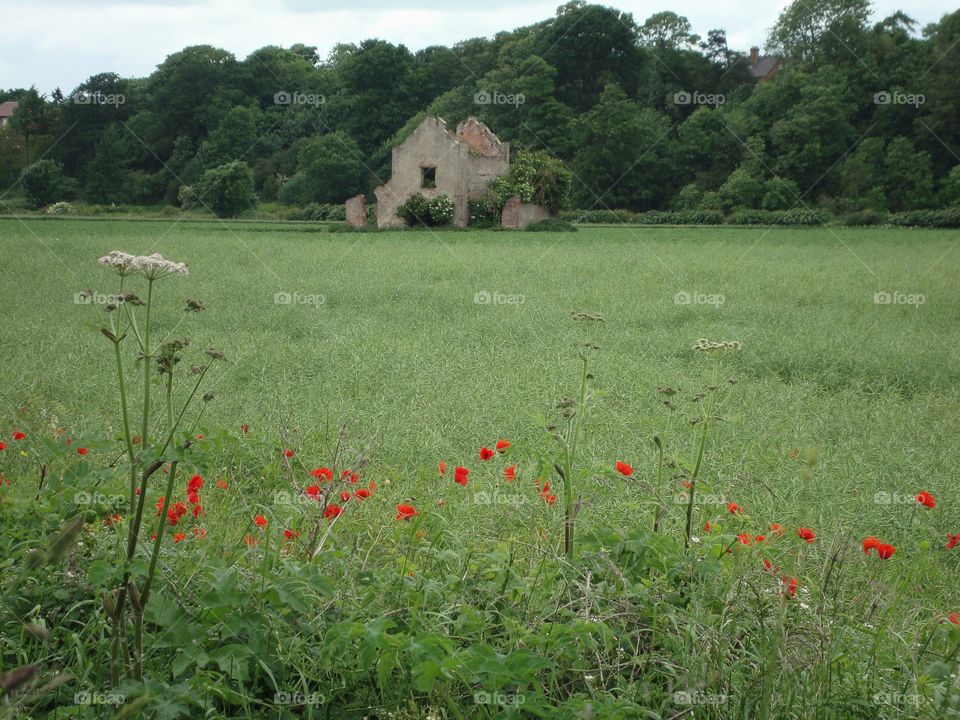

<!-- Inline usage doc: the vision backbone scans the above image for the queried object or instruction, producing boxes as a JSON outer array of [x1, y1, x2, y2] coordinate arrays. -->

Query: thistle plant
[[86, 251, 224, 685]]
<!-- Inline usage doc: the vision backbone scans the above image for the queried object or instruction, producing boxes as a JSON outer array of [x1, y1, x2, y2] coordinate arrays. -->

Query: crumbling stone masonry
[[500, 195, 552, 229], [344, 194, 365, 227], [374, 116, 510, 229]]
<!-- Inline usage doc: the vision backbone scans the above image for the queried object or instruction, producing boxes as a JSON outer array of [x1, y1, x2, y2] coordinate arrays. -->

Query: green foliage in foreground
[[1, 220, 960, 719]]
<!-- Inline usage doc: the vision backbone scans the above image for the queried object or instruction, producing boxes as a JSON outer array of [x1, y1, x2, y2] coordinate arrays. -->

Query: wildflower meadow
[[0, 220, 958, 718]]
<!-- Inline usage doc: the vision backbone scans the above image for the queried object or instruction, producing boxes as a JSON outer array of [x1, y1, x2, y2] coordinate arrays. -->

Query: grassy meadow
[[1, 218, 959, 718]]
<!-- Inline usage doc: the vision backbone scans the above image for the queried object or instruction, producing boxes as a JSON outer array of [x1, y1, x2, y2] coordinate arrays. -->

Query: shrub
[[697, 191, 723, 211], [428, 194, 454, 225], [889, 208, 960, 228], [178, 185, 200, 210], [195, 161, 257, 218], [718, 169, 764, 211], [45, 201, 73, 215], [293, 203, 345, 222], [397, 193, 431, 226], [672, 183, 703, 210], [726, 209, 828, 226], [20, 160, 76, 209], [489, 151, 572, 215], [762, 178, 801, 210]]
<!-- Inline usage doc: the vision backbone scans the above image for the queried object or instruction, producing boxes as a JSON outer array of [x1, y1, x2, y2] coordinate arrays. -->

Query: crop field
[[1, 218, 959, 718]]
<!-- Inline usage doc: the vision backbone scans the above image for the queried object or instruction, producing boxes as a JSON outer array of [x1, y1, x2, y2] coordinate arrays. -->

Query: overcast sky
[[1, 0, 955, 93]]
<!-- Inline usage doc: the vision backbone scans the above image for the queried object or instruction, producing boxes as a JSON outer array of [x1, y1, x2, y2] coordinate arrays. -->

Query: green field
[[2, 219, 960, 718]]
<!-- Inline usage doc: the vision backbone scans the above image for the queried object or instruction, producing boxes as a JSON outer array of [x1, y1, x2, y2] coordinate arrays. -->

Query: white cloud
[[0, 0, 954, 92]]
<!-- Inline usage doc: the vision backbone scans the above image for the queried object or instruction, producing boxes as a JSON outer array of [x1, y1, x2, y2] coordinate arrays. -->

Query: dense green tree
[[571, 84, 674, 210], [20, 160, 75, 208], [884, 137, 934, 211], [194, 160, 257, 218], [8, 87, 51, 165], [278, 132, 363, 205]]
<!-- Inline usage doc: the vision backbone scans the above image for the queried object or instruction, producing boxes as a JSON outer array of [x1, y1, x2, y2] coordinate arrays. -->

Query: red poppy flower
[[240, 424, 250, 433], [253, 514, 268, 528], [150, 533, 157, 542], [283, 448, 294, 458], [355, 488, 371, 500], [950, 612, 960, 625], [737, 533, 752, 545], [216, 479, 229, 490], [193, 527, 206, 539], [454, 466, 469, 487], [12, 431, 26, 440], [946, 534, 960, 549], [876, 543, 896, 560], [155, 496, 166, 516], [496, 439, 511, 452], [283, 529, 300, 540], [614, 461, 633, 476], [368, 481, 378, 491], [782, 576, 798, 597], [173, 532, 186, 544], [311, 467, 333, 482], [703, 521, 712, 532], [754, 535, 766, 543], [195, 434, 204, 440], [539, 481, 557, 505], [104, 513, 122, 527], [769, 523, 784, 536], [187, 475, 203, 504], [324, 503, 342, 520], [396, 503, 418, 521], [438, 461, 447, 475], [915, 491, 936, 509], [76, 447, 89, 455], [135, 487, 141, 495], [681, 480, 692, 490], [862, 536, 881, 554], [340, 490, 351, 503], [0, 442, 5, 451], [504, 465, 517, 482], [192, 504, 203, 518], [479, 447, 495, 461], [305, 484, 320, 498], [167, 502, 187, 526], [762, 558, 779, 574], [797, 527, 816, 543], [727, 502, 741, 514]]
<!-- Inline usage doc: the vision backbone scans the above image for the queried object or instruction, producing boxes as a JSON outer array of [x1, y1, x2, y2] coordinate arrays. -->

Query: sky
[[0, 0, 955, 93]]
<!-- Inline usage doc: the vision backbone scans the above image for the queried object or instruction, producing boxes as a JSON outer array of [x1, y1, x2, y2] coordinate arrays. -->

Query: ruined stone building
[[373, 116, 509, 228]]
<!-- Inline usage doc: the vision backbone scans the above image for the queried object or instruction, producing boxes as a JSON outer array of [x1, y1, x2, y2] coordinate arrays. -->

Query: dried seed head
[[205, 348, 227, 362], [185, 298, 205, 313]]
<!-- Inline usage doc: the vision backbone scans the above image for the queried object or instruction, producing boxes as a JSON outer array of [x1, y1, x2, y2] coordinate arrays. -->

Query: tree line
[[1, 0, 959, 218]]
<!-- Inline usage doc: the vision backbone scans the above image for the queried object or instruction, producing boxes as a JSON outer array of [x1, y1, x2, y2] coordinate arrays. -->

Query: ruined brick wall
[[344, 194, 365, 227], [374, 116, 510, 228]]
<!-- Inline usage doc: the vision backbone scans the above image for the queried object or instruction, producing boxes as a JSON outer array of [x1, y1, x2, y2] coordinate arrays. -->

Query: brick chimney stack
[[750, 46, 760, 65]]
